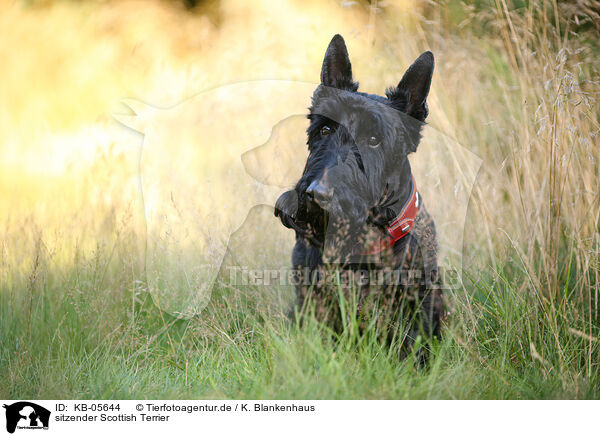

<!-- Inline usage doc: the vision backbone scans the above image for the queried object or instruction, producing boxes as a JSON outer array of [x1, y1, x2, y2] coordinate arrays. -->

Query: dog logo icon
[[3, 402, 50, 434]]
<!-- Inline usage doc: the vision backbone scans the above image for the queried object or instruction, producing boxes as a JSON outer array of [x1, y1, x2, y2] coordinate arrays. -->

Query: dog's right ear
[[320, 34, 358, 91], [387, 51, 434, 122]]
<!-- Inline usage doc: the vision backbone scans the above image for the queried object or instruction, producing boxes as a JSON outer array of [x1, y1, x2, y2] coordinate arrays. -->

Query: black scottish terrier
[[275, 34, 444, 357]]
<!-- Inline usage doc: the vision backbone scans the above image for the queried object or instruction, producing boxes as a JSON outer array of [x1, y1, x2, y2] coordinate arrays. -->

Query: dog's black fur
[[275, 35, 444, 358]]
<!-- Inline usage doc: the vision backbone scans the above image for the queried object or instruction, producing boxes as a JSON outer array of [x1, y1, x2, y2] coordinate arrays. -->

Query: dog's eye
[[368, 135, 381, 147], [320, 125, 332, 137]]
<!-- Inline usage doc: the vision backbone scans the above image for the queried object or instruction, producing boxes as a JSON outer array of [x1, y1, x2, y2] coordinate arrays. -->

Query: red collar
[[362, 176, 419, 255]]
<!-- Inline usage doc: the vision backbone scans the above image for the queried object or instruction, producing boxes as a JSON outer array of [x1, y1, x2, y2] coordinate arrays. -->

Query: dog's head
[[276, 34, 434, 253]]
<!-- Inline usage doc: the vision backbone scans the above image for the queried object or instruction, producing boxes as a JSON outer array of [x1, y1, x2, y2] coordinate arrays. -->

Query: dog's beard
[[274, 189, 326, 248], [297, 196, 383, 260], [275, 187, 390, 260]]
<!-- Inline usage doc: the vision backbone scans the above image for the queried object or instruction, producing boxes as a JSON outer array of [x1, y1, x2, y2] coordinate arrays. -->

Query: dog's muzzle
[[305, 180, 333, 208]]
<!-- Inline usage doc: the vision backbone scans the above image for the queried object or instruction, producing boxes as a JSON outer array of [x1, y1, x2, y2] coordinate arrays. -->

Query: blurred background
[[1, 0, 600, 398], [2, 0, 598, 286]]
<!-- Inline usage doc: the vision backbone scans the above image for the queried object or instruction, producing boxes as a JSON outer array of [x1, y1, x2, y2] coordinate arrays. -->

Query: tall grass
[[0, 0, 599, 398]]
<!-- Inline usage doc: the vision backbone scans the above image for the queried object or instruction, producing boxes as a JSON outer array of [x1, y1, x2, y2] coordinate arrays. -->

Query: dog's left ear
[[387, 51, 434, 122], [320, 34, 359, 91]]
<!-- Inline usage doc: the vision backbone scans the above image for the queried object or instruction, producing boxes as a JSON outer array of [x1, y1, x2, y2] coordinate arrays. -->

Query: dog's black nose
[[306, 180, 332, 207]]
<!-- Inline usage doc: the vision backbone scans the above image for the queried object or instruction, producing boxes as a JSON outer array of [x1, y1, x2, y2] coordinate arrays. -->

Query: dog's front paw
[[274, 190, 299, 228]]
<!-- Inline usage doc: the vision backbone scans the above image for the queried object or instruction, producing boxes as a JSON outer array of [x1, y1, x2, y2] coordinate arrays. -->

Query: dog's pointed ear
[[387, 51, 434, 122], [320, 34, 358, 91]]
